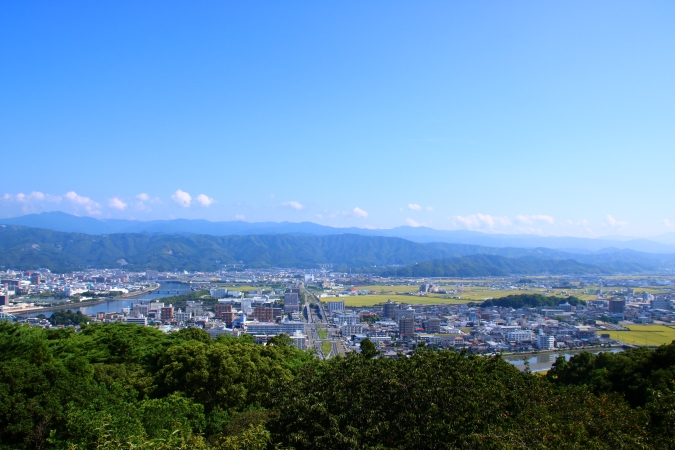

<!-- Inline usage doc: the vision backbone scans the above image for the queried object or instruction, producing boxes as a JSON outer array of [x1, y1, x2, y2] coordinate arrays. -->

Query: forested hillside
[[377, 255, 613, 277], [0, 322, 673, 449], [0, 225, 669, 273]]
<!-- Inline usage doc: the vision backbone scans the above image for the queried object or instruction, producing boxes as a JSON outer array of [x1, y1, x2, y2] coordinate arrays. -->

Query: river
[[503, 348, 624, 372], [15, 282, 193, 318]]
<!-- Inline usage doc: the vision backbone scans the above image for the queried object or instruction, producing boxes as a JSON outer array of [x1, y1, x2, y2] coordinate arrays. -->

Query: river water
[[503, 348, 624, 372], [16, 282, 192, 318]]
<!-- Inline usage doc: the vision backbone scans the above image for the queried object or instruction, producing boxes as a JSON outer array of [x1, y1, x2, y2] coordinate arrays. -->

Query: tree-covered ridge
[[480, 293, 584, 308], [0, 225, 667, 272], [378, 255, 617, 277], [0, 322, 673, 448]]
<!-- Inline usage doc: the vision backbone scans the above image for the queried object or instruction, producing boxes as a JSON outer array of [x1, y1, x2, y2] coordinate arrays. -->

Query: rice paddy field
[[605, 325, 675, 347], [335, 285, 593, 307], [342, 294, 470, 307]]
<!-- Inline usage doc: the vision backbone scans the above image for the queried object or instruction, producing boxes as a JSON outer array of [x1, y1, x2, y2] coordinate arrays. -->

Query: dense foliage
[[0, 226, 663, 272], [49, 309, 90, 326], [480, 293, 584, 308], [0, 321, 673, 448]]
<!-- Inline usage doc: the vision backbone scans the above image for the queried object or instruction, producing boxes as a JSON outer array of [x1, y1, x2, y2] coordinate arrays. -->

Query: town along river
[[503, 348, 624, 372], [16, 281, 193, 318]]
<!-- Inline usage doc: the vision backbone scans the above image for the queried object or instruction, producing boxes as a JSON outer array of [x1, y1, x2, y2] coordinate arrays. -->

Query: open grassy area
[[317, 329, 328, 339], [342, 294, 471, 307], [606, 325, 675, 346], [359, 285, 421, 294], [321, 341, 332, 356]]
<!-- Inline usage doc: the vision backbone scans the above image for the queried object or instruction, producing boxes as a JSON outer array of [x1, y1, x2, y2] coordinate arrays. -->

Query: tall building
[[214, 304, 235, 326], [210, 288, 228, 298], [160, 306, 174, 321], [383, 300, 399, 319], [251, 306, 275, 323], [424, 317, 441, 334], [145, 270, 159, 280], [284, 293, 300, 312], [327, 300, 345, 312], [609, 299, 626, 314], [30, 273, 41, 285], [536, 329, 555, 350], [399, 316, 415, 338]]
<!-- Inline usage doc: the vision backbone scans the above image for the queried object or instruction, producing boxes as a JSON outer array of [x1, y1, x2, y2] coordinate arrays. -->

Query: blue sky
[[1, 1, 673, 237]]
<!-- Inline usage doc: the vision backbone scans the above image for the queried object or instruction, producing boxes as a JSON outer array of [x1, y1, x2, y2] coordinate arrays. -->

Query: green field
[[321, 341, 332, 356], [317, 329, 328, 339], [359, 285, 421, 294], [341, 294, 470, 307], [606, 325, 675, 346]]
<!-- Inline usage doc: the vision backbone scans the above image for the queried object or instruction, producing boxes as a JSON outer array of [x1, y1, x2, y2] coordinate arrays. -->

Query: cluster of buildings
[[323, 292, 675, 357], [0, 268, 157, 312], [105, 286, 311, 349]]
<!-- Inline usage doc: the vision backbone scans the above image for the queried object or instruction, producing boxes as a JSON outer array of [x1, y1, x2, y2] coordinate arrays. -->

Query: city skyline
[[1, 1, 673, 237]]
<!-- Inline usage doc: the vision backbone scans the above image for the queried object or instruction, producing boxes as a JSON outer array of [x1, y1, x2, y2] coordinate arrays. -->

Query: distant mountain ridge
[[0, 225, 672, 273], [1, 212, 674, 254]]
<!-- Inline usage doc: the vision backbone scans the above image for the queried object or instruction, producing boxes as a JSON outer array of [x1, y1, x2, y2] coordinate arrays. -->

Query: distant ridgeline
[[0, 225, 671, 273], [479, 293, 584, 308], [375, 256, 612, 277]]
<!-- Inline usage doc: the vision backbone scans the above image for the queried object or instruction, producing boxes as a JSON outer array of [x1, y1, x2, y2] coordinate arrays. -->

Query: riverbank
[[8, 283, 160, 316]]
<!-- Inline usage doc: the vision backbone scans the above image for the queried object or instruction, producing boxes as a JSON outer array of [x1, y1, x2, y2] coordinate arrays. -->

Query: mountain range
[[1, 212, 675, 254], [0, 224, 673, 274]]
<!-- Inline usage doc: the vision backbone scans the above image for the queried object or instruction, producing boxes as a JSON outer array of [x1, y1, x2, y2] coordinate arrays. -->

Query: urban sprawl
[[1, 268, 674, 363]]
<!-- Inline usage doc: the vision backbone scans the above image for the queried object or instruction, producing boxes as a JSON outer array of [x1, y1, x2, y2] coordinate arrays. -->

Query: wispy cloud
[[352, 207, 368, 218], [452, 213, 511, 231], [2, 191, 62, 204], [661, 219, 674, 228], [282, 201, 305, 210], [605, 214, 628, 229], [65, 191, 101, 215], [171, 189, 192, 208], [516, 214, 554, 225], [235, 214, 245, 220], [408, 203, 422, 211], [196, 194, 215, 207], [406, 218, 422, 227], [108, 197, 127, 211], [134, 193, 161, 211]]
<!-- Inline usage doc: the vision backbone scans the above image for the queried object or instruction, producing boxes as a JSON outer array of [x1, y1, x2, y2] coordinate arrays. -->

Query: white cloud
[[406, 218, 422, 227], [408, 203, 422, 211], [64, 191, 101, 215], [353, 207, 368, 218], [452, 213, 511, 231], [171, 189, 192, 208], [235, 214, 245, 220], [134, 193, 161, 212], [426, 206, 434, 211], [108, 197, 127, 210], [282, 201, 305, 210], [196, 194, 215, 207], [516, 214, 555, 225], [605, 215, 628, 229], [661, 219, 673, 228], [2, 191, 61, 203]]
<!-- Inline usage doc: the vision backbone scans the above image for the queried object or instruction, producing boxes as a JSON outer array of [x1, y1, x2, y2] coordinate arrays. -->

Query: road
[[302, 287, 347, 359]]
